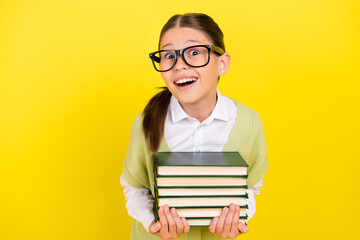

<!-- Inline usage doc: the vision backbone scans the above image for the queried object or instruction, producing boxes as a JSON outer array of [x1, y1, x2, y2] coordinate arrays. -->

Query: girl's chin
[[170, 89, 198, 102], [174, 95, 199, 105]]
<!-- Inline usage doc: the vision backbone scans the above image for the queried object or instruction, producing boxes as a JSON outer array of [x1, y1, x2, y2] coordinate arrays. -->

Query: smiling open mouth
[[174, 77, 198, 87]]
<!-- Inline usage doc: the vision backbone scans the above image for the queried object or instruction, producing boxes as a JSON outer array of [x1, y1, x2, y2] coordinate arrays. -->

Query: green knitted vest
[[122, 100, 268, 240]]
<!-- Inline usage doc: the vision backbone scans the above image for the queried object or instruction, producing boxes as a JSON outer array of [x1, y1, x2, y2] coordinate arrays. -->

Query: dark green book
[[164, 205, 249, 209], [157, 193, 248, 207], [185, 216, 248, 227], [156, 185, 248, 197], [153, 201, 248, 226], [160, 205, 248, 218], [154, 152, 248, 176], [156, 175, 247, 187]]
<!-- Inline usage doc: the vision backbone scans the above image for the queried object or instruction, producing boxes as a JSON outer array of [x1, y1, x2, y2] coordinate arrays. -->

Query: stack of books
[[153, 152, 249, 227]]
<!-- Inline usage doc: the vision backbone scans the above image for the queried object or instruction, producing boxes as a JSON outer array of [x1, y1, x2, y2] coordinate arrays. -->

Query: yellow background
[[1, 0, 359, 239]]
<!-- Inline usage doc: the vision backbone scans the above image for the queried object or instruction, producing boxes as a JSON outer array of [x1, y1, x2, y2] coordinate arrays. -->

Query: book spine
[[153, 155, 159, 222]]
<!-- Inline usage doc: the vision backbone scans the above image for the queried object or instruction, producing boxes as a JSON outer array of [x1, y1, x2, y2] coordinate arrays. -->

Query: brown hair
[[143, 13, 225, 153]]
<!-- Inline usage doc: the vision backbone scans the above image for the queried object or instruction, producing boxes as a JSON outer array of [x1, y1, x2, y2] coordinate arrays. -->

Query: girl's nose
[[173, 56, 189, 71]]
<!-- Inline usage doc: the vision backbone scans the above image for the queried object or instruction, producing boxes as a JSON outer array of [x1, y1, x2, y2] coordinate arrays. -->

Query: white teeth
[[175, 78, 197, 84]]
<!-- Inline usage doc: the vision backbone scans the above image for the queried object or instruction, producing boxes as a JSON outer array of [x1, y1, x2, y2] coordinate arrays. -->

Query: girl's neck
[[179, 92, 218, 123]]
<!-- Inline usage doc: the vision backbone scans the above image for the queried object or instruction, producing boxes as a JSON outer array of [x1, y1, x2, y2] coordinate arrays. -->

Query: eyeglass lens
[[153, 46, 209, 71]]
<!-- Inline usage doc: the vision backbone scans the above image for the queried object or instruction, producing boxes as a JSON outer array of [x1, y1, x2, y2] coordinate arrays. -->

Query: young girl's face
[[159, 27, 229, 107]]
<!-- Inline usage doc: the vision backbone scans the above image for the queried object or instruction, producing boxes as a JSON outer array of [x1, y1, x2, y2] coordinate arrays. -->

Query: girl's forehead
[[160, 27, 213, 49]]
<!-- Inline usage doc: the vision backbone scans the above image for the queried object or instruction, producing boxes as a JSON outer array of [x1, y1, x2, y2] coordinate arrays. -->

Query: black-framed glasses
[[149, 44, 225, 72]]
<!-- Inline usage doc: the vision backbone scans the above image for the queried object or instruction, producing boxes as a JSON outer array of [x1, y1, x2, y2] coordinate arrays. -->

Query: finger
[[238, 222, 249, 233], [164, 205, 177, 238], [158, 206, 168, 236], [222, 203, 235, 235], [215, 206, 229, 234], [171, 208, 184, 235], [149, 221, 161, 234], [209, 216, 219, 233], [182, 217, 190, 233], [230, 205, 240, 236]]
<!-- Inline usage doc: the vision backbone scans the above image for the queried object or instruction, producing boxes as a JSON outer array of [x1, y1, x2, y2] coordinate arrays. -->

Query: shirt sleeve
[[245, 178, 263, 223], [120, 174, 155, 232]]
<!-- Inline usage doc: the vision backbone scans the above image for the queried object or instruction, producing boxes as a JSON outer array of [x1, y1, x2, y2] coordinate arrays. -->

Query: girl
[[120, 13, 268, 240]]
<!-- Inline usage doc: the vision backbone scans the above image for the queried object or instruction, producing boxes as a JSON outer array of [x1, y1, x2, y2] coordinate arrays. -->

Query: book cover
[[155, 152, 249, 167]]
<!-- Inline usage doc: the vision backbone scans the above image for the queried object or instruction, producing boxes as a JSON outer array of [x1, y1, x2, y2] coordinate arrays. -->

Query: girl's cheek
[[161, 73, 171, 83]]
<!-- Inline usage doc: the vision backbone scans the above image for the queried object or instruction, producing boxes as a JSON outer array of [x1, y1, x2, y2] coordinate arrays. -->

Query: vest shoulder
[[233, 101, 261, 119], [133, 111, 144, 123], [129, 112, 145, 133]]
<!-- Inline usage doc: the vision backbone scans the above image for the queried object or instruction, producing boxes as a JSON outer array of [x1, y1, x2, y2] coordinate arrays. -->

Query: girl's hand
[[209, 203, 249, 239], [149, 205, 190, 240]]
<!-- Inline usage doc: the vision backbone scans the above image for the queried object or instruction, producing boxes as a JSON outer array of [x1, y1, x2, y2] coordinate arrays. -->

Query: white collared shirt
[[120, 89, 263, 232], [165, 89, 237, 152]]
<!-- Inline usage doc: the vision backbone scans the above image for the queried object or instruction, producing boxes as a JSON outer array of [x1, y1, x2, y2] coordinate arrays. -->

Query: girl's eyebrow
[[161, 40, 202, 49]]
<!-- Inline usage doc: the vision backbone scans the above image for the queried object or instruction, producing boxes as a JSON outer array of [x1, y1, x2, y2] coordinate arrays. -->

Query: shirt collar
[[169, 89, 229, 124], [169, 96, 189, 123], [210, 89, 228, 122]]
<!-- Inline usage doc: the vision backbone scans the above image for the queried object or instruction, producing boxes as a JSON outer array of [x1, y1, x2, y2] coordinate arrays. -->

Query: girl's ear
[[217, 53, 231, 76]]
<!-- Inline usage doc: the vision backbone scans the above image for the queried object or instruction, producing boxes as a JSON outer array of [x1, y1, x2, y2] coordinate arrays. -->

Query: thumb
[[238, 222, 249, 233], [149, 221, 161, 233]]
